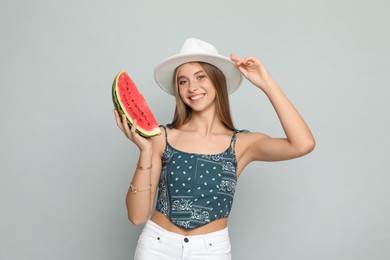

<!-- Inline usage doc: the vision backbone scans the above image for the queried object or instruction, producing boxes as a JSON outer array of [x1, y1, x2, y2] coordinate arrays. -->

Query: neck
[[183, 110, 226, 136]]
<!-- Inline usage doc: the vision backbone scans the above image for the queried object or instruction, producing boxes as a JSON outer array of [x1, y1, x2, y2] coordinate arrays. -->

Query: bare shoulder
[[236, 131, 269, 145], [150, 126, 167, 157]]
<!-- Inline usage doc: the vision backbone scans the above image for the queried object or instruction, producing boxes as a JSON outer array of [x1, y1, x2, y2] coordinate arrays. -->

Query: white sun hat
[[154, 38, 243, 95]]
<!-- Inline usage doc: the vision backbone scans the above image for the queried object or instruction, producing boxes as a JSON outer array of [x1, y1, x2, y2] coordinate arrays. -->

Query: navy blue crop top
[[155, 125, 249, 229]]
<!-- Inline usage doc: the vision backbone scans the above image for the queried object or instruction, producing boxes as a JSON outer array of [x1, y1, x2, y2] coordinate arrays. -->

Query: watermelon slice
[[112, 71, 161, 137]]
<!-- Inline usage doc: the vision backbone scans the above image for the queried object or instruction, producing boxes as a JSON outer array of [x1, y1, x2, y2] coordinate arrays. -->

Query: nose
[[188, 81, 199, 92]]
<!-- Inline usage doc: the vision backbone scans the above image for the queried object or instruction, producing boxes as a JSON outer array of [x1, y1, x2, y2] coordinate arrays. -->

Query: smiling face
[[176, 62, 217, 113], [171, 62, 234, 130]]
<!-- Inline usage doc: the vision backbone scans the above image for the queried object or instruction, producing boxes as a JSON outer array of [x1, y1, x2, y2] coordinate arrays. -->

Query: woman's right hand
[[113, 109, 152, 151]]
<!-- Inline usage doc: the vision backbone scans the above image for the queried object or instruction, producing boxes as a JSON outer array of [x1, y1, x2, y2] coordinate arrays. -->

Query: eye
[[197, 74, 206, 80], [178, 79, 188, 85]]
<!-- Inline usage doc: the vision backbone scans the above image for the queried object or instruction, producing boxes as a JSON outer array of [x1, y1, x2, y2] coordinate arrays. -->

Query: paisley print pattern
[[155, 125, 249, 229]]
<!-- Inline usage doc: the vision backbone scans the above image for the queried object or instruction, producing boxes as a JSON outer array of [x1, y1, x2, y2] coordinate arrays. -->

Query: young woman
[[114, 38, 315, 260]]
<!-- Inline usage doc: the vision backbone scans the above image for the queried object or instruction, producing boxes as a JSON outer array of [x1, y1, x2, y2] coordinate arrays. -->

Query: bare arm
[[231, 54, 315, 164], [114, 110, 163, 225]]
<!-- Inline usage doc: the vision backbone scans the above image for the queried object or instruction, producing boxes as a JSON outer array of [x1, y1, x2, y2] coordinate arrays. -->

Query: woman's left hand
[[230, 54, 274, 91]]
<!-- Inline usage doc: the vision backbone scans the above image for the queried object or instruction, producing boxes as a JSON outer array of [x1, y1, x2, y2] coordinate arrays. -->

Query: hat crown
[[154, 38, 242, 95], [179, 38, 219, 55]]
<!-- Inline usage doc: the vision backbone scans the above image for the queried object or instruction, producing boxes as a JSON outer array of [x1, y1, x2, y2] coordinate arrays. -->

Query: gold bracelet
[[129, 184, 151, 193], [137, 163, 152, 170]]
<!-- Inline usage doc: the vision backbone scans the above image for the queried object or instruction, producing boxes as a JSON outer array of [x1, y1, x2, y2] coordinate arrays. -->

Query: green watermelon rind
[[112, 71, 161, 137]]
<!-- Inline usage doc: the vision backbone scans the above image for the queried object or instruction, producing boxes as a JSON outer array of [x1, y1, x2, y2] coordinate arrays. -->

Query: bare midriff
[[149, 211, 228, 236]]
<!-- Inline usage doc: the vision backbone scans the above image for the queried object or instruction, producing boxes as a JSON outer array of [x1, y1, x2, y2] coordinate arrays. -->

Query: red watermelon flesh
[[112, 71, 161, 137]]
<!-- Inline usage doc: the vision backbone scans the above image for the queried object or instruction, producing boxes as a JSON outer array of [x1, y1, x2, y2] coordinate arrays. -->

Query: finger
[[242, 57, 255, 65], [230, 53, 244, 66], [122, 114, 132, 136], [114, 109, 123, 122], [114, 109, 119, 120], [230, 53, 240, 62], [114, 110, 125, 130], [131, 119, 137, 134]]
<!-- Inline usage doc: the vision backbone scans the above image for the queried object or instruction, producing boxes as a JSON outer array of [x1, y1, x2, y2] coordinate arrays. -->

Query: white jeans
[[134, 219, 232, 260]]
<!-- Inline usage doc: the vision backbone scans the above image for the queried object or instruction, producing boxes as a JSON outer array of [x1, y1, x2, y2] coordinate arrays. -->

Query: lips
[[189, 94, 205, 101]]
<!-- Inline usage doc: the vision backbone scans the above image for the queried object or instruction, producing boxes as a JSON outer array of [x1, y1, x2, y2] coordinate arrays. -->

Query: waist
[[150, 211, 228, 236]]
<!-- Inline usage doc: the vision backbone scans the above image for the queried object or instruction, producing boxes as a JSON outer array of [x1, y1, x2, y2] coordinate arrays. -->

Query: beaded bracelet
[[129, 184, 151, 193], [136, 163, 152, 170]]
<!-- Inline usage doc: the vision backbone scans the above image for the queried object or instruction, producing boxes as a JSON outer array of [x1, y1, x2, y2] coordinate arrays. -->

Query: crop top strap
[[231, 129, 250, 153], [230, 130, 237, 153], [160, 124, 174, 143]]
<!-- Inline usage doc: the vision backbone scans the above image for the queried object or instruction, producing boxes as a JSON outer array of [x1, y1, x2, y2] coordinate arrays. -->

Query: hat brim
[[154, 53, 243, 95]]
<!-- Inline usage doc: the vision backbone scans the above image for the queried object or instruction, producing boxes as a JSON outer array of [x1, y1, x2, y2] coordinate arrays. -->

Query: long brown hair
[[170, 62, 235, 131]]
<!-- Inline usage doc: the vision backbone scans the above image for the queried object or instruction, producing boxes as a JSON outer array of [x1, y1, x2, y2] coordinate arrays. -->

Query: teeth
[[190, 94, 204, 101]]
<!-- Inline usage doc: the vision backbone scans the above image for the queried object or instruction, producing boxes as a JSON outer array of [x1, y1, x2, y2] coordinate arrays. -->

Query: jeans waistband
[[144, 219, 229, 243]]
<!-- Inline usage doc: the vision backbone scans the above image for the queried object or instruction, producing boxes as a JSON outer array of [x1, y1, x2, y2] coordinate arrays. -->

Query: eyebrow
[[178, 70, 204, 79]]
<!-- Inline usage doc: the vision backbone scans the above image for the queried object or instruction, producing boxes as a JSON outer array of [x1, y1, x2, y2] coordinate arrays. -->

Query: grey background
[[1, 0, 389, 259]]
